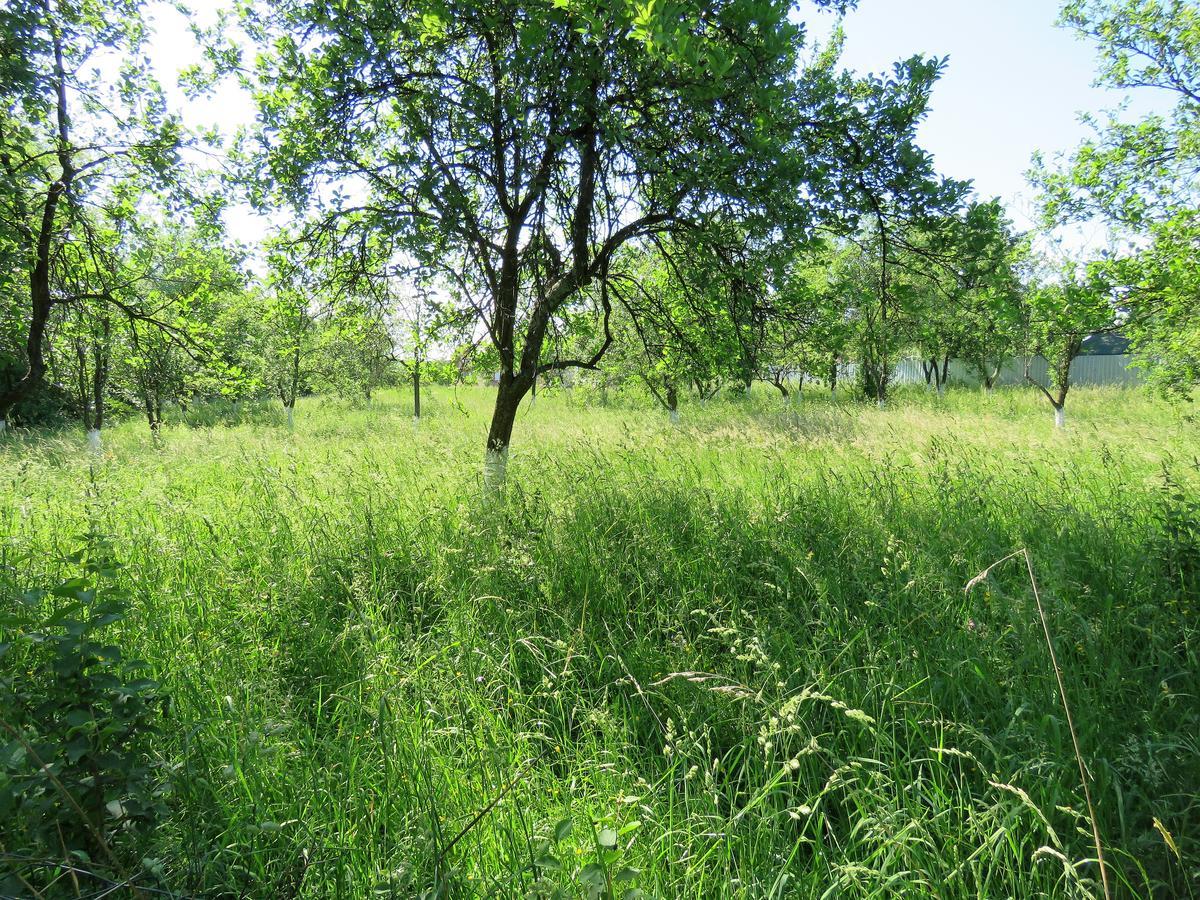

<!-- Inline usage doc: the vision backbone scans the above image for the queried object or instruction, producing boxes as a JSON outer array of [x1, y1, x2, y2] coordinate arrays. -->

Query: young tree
[[117, 222, 248, 437], [909, 200, 1024, 396], [819, 52, 970, 406], [1035, 0, 1200, 395], [1023, 261, 1120, 428]]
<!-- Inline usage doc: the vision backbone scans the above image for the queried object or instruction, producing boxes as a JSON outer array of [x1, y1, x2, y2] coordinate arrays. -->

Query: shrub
[[0, 537, 170, 890]]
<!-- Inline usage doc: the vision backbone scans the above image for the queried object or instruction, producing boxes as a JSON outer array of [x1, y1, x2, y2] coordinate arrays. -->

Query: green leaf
[[553, 817, 573, 842]]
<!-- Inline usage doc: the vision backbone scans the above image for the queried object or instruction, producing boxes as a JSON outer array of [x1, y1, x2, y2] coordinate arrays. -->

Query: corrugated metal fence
[[888, 354, 1141, 388]]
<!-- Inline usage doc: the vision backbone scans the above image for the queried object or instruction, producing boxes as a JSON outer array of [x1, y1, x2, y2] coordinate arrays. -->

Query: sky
[[147, 0, 1165, 246], [807, 0, 1175, 238]]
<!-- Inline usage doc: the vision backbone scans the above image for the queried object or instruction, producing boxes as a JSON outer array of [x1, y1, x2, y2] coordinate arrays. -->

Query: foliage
[[0, 536, 169, 889], [1035, 0, 1200, 396]]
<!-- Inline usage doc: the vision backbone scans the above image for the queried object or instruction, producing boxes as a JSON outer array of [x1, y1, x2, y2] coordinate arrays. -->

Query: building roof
[[1080, 332, 1132, 356]]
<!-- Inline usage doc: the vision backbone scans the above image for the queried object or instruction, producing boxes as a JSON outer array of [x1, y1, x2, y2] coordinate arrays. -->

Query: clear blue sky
[[808, 0, 1164, 232]]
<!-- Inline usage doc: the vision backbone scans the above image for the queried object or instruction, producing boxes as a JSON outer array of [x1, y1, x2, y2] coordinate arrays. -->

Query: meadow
[[1, 384, 1197, 898]]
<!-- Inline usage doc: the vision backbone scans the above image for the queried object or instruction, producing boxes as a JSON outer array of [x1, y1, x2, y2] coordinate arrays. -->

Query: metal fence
[[888, 354, 1141, 388]]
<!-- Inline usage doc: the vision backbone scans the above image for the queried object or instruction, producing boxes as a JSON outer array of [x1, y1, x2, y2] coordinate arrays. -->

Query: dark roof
[[1080, 332, 1132, 356]]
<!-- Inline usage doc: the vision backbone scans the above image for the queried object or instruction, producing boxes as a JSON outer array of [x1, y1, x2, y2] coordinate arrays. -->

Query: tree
[[238, 0, 923, 484], [1035, 0, 1200, 396], [607, 240, 739, 422], [320, 299, 397, 407], [0, 0, 182, 432], [1023, 259, 1121, 428], [909, 200, 1024, 396], [129, 232, 246, 434], [813, 48, 970, 406]]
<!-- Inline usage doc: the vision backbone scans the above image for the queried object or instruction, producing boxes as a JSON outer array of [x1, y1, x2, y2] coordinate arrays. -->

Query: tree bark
[[484, 374, 526, 488]]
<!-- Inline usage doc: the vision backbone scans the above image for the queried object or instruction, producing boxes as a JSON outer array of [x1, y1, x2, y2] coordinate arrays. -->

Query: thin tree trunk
[[412, 354, 421, 422]]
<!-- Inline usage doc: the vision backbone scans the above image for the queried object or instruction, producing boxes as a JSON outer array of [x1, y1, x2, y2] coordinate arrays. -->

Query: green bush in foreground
[[0, 385, 1197, 897]]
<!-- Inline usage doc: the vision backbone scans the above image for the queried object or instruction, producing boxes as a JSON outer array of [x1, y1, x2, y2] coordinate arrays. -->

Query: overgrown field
[[1, 386, 1198, 898]]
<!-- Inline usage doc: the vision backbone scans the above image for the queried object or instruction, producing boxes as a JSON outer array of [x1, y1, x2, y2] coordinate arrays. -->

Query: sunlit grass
[[1, 383, 1197, 897]]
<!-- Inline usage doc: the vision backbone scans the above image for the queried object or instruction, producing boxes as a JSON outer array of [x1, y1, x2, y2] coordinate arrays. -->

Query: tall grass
[[1, 384, 1197, 897]]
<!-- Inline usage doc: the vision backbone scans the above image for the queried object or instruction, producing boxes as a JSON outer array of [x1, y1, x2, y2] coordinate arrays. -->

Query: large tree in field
[[0, 0, 182, 433], [239, 0, 875, 483]]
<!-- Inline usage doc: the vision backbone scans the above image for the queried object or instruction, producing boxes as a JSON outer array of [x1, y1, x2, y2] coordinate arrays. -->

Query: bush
[[0, 354, 74, 428], [0, 537, 170, 893]]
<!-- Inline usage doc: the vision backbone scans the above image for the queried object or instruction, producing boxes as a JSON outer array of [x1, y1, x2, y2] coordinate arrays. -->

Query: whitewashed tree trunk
[[412, 415, 420, 430], [0, 418, 6, 436], [936, 382, 945, 398], [669, 408, 681, 425], [87, 428, 102, 455], [484, 447, 509, 490], [286, 406, 295, 430], [876, 399, 886, 410], [1054, 406, 1066, 429]]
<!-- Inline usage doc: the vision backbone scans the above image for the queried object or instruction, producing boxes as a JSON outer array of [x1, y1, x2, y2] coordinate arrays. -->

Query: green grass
[[2, 384, 1198, 897]]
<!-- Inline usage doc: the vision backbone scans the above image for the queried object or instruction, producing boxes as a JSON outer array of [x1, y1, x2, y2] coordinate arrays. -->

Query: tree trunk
[[1054, 405, 1065, 429], [286, 404, 295, 430], [666, 383, 679, 424], [413, 355, 421, 423], [484, 375, 527, 489]]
